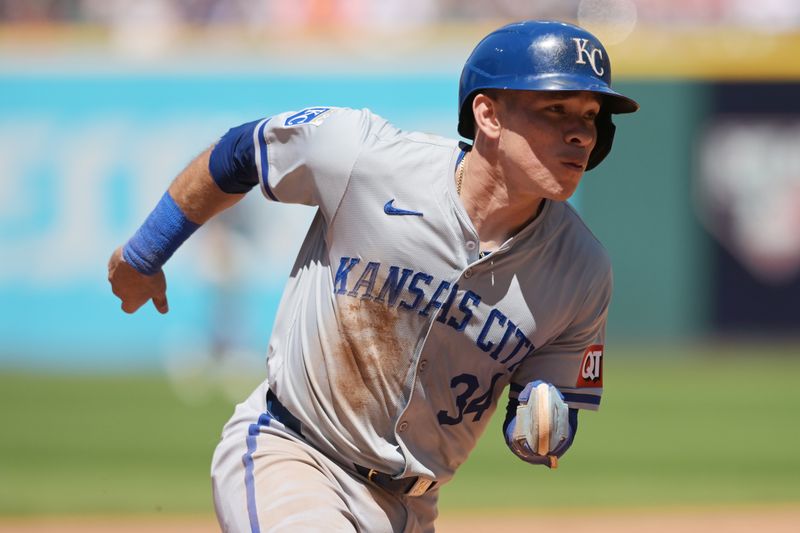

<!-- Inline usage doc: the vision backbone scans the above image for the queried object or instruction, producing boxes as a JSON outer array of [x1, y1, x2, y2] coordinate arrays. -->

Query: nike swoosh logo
[[384, 199, 423, 217]]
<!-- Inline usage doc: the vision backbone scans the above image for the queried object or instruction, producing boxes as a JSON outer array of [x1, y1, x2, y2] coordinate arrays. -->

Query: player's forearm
[[168, 147, 246, 225], [121, 144, 249, 276]]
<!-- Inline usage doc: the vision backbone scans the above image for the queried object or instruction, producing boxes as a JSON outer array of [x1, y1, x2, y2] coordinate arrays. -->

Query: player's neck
[[458, 152, 545, 249]]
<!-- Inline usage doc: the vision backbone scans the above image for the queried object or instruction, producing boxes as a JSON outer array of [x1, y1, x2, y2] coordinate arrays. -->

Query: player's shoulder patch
[[283, 107, 333, 127], [576, 344, 603, 387]]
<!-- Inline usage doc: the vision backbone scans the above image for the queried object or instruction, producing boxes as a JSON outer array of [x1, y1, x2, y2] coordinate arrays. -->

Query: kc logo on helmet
[[576, 344, 603, 387], [572, 38, 605, 77]]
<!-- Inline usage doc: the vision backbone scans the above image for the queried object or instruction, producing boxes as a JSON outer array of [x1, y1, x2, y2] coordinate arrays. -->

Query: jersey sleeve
[[254, 106, 377, 221], [510, 261, 613, 411]]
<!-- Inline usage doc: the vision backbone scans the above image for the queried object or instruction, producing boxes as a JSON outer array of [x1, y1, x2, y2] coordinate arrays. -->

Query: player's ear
[[472, 93, 502, 141]]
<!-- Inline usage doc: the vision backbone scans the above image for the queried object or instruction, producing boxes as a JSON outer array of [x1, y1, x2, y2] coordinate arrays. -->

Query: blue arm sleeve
[[208, 119, 263, 194]]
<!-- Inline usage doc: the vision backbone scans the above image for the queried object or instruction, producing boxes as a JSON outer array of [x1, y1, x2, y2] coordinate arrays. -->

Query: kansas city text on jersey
[[334, 256, 536, 373]]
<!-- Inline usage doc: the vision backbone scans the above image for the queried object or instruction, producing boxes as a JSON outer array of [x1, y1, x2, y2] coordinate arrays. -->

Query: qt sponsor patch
[[576, 344, 603, 387]]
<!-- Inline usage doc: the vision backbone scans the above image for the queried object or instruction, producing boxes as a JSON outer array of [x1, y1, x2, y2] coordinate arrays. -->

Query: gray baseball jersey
[[249, 105, 609, 483]]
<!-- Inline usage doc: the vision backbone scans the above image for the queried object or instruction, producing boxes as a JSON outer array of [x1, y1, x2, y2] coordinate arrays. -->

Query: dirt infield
[[2, 506, 799, 533]]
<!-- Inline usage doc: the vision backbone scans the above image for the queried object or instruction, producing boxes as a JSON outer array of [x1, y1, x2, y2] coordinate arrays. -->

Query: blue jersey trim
[[455, 148, 467, 168], [242, 412, 272, 533], [562, 392, 601, 405], [256, 119, 277, 202]]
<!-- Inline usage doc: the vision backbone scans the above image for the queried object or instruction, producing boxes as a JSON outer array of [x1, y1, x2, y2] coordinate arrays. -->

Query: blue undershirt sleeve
[[208, 119, 263, 194]]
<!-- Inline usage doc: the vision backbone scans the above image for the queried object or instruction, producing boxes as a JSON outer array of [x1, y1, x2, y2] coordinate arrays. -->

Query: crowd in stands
[[1, 0, 799, 29]]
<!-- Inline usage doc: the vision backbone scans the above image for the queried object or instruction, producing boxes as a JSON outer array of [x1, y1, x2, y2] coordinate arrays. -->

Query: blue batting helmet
[[458, 20, 639, 170]]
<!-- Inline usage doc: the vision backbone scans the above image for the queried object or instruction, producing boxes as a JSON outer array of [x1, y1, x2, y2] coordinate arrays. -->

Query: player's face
[[495, 91, 601, 202]]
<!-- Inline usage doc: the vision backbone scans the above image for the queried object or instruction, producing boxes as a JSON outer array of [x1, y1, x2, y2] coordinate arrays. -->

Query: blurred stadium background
[[1, 0, 799, 530]]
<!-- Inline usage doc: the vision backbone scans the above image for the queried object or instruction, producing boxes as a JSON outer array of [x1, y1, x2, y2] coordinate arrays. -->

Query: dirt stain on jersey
[[332, 298, 416, 427]]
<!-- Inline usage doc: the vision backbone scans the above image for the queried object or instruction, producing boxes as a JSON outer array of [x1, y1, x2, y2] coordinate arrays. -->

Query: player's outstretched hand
[[107, 247, 169, 314]]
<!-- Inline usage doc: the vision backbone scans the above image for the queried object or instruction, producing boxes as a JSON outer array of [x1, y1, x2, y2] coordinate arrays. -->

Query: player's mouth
[[560, 160, 585, 171]]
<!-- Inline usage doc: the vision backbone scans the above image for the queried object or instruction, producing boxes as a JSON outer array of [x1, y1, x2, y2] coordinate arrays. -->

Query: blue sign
[[0, 72, 455, 370]]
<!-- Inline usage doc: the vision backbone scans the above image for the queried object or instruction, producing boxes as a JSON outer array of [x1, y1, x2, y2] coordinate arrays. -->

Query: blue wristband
[[122, 191, 200, 275]]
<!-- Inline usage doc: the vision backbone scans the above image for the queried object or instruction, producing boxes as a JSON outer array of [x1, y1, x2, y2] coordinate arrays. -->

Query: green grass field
[[2, 344, 799, 516]]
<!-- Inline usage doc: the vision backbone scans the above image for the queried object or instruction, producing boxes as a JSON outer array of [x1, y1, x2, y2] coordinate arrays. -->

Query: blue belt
[[353, 464, 436, 497], [266, 389, 304, 436]]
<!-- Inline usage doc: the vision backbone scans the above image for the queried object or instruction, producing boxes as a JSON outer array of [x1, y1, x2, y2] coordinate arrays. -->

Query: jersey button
[[465, 241, 477, 251], [398, 421, 409, 432], [464, 268, 473, 278], [418, 359, 428, 372]]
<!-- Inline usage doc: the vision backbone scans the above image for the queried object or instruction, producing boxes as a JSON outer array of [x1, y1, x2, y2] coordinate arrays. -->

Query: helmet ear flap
[[586, 112, 615, 171], [458, 91, 478, 140]]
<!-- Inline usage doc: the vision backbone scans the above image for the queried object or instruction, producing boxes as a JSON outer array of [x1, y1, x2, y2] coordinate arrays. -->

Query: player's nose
[[563, 119, 595, 148]]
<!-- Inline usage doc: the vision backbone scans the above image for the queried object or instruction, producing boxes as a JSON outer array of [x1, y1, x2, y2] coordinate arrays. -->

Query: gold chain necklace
[[456, 155, 467, 196]]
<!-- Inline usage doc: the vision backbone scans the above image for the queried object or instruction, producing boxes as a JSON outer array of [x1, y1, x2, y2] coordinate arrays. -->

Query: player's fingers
[[152, 293, 169, 314], [121, 297, 144, 314]]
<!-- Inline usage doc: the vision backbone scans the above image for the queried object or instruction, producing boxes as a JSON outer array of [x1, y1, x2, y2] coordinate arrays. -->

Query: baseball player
[[108, 20, 638, 532]]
